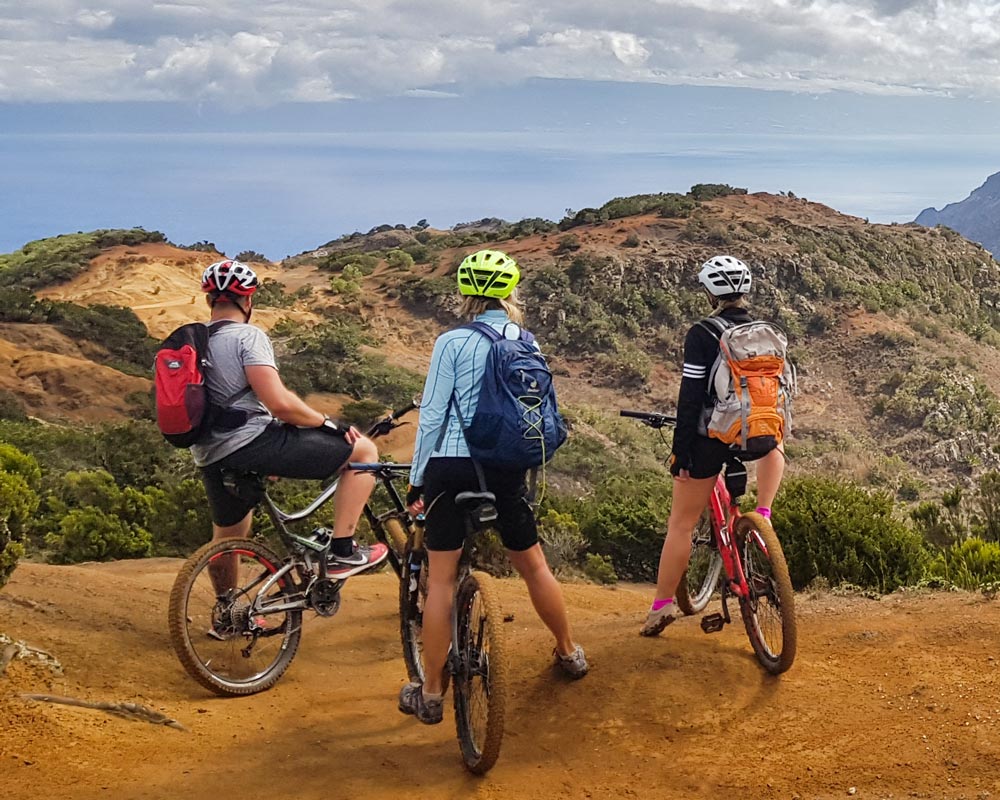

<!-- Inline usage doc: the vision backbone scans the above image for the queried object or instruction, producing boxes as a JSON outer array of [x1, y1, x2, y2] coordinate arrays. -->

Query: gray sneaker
[[554, 644, 589, 679], [640, 603, 681, 637], [398, 682, 444, 725]]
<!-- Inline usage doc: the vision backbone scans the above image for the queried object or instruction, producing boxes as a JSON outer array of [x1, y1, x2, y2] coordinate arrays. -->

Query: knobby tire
[[399, 543, 428, 684], [453, 571, 508, 774], [168, 538, 302, 696], [734, 512, 797, 674]]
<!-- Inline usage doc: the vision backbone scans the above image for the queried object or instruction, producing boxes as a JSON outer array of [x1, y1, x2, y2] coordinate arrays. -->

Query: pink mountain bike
[[621, 410, 797, 674]]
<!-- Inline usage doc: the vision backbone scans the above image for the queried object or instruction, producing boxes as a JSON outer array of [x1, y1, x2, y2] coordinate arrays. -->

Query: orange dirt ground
[[2, 561, 1000, 799]]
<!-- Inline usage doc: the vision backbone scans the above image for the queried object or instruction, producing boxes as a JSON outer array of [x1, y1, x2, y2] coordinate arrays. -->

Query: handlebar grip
[[392, 401, 418, 420], [619, 410, 649, 419]]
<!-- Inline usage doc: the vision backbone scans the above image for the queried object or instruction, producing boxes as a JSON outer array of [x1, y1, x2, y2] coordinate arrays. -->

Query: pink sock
[[756, 506, 772, 519], [651, 598, 674, 611]]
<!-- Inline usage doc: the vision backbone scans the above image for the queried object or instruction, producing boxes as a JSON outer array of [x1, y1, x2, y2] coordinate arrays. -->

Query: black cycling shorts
[[201, 421, 354, 527], [422, 457, 538, 552]]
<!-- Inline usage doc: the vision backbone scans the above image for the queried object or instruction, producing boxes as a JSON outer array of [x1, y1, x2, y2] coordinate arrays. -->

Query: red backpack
[[154, 321, 237, 448]]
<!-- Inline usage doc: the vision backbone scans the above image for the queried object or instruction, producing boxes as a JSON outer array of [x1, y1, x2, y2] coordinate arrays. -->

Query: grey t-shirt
[[190, 321, 277, 467]]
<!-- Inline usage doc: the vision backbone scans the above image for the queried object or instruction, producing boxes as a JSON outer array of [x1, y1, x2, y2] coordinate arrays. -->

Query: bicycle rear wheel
[[453, 571, 508, 774], [676, 510, 723, 616], [168, 538, 303, 696], [734, 513, 797, 674], [399, 543, 429, 683]]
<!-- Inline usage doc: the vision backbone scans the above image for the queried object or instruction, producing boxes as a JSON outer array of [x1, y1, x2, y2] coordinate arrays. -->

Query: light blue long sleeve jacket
[[409, 310, 534, 487]]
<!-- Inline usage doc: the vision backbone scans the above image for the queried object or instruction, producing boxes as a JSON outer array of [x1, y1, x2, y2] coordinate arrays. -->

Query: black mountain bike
[[398, 491, 509, 774], [168, 402, 418, 697]]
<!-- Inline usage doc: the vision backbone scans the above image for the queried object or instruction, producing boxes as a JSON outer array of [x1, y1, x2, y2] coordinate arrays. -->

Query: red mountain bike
[[621, 410, 797, 674]]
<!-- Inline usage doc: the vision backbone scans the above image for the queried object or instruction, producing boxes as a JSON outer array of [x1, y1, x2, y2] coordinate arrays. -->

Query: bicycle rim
[[453, 571, 507, 774], [735, 513, 797, 675], [399, 544, 428, 683], [168, 538, 303, 696], [677, 511, 723, 616]]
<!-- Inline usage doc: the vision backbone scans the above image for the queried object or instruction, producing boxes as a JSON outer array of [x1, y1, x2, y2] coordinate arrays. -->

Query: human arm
[[672, 325, 714, 477], [245, 365, 326, 427], [408, 334, 458, 491]]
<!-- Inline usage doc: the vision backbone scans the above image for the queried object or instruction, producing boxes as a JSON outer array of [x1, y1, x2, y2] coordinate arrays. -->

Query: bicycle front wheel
[[398, 544, 428, 683], [676, 510, 723, 616], [734, 513, 797, 674], [168, 538, 303, 696], [453, 571, 508, 774]]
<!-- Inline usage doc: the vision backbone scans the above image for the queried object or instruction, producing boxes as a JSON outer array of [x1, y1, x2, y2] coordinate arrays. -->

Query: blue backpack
[[448, 321, 568, 470]]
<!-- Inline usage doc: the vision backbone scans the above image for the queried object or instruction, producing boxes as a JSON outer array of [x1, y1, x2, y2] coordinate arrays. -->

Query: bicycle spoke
[[176, 544, 301, 691]]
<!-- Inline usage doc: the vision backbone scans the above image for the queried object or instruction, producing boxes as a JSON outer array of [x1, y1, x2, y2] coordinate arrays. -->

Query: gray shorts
[[200, 421, 354, 526]]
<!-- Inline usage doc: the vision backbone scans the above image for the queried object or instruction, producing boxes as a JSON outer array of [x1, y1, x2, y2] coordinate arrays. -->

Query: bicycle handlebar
[[619, 409, 677, 428], [365, 395, 421, 439]]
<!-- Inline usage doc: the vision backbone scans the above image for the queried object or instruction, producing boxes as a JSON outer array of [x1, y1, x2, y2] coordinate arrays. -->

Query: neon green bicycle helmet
[[456, 249, 521, 298]]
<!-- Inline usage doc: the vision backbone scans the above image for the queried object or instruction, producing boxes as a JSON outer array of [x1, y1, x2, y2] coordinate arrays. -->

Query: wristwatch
[[320, 415, 346, 436]]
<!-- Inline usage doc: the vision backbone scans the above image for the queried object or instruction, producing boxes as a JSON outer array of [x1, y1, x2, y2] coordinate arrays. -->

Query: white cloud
[[3, 0, 1000, 103]]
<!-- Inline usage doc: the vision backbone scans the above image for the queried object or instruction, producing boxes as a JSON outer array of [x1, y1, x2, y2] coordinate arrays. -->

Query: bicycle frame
[[707, 476, 750, 600]]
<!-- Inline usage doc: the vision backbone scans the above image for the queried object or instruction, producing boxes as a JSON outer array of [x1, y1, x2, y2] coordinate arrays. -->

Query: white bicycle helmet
[[697, 255, 752, 297], [201, 259, 259, 297]]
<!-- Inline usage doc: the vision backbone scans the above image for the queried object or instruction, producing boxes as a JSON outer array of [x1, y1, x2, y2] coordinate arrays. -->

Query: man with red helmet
[[193, 259, 387, 575]]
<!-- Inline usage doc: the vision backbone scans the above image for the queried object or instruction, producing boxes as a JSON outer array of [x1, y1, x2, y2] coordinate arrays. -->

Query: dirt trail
[[2, 561, 999, 800]]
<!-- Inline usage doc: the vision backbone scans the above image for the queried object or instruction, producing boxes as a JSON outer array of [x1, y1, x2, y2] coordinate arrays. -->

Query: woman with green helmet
[[400, 248, 588, 726]]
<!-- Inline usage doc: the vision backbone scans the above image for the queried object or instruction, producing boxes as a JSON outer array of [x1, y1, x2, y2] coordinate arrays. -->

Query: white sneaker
[[640, 603, 681, 637]]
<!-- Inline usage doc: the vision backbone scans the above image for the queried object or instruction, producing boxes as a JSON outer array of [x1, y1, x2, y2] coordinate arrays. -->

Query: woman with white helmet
[[641, 255, 786, 636]]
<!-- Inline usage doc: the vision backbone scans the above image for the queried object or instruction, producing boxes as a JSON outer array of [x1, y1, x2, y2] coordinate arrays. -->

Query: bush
[[0, 447, 41, 588], [574, 472, 670, 581], [235, 250, 269, 263], [773, 477, 929, 592], [538, 510, 586, 574], [689, 183, 747, 201], [928, 538, 1000, 589], [583, 553, 618, 584], [45, 506, 153, 563]]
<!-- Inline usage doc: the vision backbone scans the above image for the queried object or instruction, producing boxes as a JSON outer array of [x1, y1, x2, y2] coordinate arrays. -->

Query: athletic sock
[[330, 537, 355, 558], [651, 598, 674, 612], [756, 506, 772, 519], [422, 689, 443, 703]]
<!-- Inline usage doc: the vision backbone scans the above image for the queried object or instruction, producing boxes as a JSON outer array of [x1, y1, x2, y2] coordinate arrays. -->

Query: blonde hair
[[710, 295, 749, 315], [458, 289, 524, 324]]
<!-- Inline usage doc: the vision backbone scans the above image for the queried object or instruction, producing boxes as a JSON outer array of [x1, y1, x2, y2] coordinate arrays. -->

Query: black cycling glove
[[318, 416, 347, 437], [669, 453, 692, 477], [406, 484, 423, 506]]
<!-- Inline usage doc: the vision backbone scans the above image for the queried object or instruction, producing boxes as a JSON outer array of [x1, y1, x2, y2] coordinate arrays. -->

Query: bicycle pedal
[[700, 613, 726, 634]]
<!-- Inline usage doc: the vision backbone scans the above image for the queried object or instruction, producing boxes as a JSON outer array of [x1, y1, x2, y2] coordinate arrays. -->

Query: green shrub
[[583, 553, 618, 584], [538, 509, 586, 574], [45, 506, 153, 563], [689, 183, 747, 201], [386, 250, 415, 270], [773, 476, 929, 591], [574, 472, 670, 581], [339, 399, 389, 428], [928, 538, 1000, 589], [0, 447, 41, 587], [255, 279, 296, 308]]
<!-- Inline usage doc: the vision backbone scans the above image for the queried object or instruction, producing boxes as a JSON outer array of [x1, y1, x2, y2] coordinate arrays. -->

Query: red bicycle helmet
[[201, 260, 259, 297]]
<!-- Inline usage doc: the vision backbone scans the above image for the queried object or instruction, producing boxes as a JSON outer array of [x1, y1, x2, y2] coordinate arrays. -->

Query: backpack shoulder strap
[[696, 316, 733, 341], [462, 321, 503, 343]]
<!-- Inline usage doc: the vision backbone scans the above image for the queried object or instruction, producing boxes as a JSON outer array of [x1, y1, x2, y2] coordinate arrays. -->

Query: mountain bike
[[167, 401, 419, 697], [621, 410, 797, 674], [398, 490, 508, 774]]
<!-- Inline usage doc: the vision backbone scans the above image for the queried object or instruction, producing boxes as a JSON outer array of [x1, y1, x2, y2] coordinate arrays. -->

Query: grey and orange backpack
[[697, 317, 796, 455]]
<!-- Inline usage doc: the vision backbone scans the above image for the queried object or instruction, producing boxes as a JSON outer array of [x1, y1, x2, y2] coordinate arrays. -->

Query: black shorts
[[201, 422, 354, 527], [688, 436, 759, 498], [422, 457, 538, 552]]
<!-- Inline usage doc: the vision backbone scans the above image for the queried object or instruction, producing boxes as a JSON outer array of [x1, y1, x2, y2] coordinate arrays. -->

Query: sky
[[3, 1, 1000, 259]]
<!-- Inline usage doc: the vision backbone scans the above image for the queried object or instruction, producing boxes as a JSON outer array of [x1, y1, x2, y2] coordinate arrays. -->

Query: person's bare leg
[[754, 447, 786, 510], [331, 435, 377, 541], [506, 544, 574, 655], [422, 548, 462, 695], [653, 477, 717, 601], [208, 511, 253, 595]]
